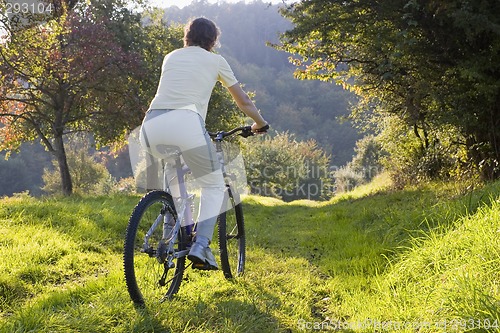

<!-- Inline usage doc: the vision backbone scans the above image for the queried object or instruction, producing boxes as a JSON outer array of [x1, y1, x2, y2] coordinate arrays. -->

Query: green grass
[[0, 175, 499, 332]]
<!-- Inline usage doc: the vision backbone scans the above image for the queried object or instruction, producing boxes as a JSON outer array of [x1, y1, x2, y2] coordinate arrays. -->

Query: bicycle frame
[[162, 152, 194, 263], [150, 136, 235, 266], [139, 151, 194, 265]]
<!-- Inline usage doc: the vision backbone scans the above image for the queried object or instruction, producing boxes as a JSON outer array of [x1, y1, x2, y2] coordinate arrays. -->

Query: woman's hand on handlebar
[[251, 122, 269, 134]]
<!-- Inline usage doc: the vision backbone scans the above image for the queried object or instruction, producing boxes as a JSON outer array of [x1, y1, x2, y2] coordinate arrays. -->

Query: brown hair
[[183, 17, 220, 51]]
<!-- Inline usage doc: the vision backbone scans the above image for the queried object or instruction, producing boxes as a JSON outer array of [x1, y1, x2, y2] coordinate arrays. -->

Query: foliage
[[205, 82, 246, 132], [41, 136, 114, 195], [114, 176, 137, 194], [243, 132, 333, 201], [278, 0, 500, 182], [348, 135, 386, 181], [334, 135, 386, 193], [0, 1, 191, 197], [0, 1, 149, 195], [333, 166, 364, 194], [377, 116, 463, 188], [136, 7, 184, 112]]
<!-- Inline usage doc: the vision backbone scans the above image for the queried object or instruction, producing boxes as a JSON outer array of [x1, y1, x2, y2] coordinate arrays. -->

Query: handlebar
[[208, 124, 269, 141]]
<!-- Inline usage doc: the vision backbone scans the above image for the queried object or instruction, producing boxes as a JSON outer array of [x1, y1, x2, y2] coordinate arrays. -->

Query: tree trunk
[[53, 135, 73, 196]]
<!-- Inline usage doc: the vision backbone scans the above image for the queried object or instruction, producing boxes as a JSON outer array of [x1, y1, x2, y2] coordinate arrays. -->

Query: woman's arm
[[227, 83, 268, 131]]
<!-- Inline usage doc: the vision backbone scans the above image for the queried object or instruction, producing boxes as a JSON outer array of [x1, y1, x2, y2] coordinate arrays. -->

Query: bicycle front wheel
[[124, 191, 186, 304], [218, 191, 245, 279]]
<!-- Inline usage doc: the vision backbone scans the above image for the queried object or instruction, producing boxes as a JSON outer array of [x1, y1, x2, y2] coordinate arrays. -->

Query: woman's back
[[148, 46, 237, 120]]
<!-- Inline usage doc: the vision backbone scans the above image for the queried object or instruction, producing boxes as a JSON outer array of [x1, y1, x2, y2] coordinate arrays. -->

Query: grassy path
[[1, 176, 499, 332]]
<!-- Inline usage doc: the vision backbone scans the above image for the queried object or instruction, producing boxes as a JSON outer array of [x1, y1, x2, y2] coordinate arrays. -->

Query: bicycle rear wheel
[[124, 191, 186, 304], [218, 190, 245, 279]]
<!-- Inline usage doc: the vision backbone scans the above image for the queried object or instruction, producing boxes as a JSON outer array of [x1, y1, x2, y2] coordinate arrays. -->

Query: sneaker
[[188, 242, 219, 270]]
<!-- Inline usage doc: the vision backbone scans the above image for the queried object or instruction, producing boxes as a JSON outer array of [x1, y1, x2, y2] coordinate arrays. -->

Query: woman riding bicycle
[[140, 17, 268, 270]]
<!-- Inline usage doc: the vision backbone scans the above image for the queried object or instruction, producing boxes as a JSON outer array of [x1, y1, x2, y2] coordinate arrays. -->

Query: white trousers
[[140, 109, 225, 241]]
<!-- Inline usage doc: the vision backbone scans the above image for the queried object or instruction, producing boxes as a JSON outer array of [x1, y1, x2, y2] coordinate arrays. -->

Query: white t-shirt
[[148, 46, 239, 121]]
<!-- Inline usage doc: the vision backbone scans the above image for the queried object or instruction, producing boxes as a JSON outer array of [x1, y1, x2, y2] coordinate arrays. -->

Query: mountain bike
[[123, 125, 267, 304]]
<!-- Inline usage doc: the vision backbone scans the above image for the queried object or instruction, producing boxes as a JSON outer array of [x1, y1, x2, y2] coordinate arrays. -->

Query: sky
[[149, 0, 286, 9]]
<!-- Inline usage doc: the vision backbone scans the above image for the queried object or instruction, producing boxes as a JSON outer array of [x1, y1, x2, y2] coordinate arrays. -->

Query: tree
[[348, 135, 386, 181], [278, 0, 500, 181], [0, 1, 147, 195]]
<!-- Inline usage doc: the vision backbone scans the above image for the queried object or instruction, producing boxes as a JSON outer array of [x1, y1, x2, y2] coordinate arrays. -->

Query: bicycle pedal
[[192, 262, 218, 271]]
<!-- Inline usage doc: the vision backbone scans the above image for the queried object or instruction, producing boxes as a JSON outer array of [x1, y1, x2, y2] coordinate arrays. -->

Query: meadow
[[1, 174, 499, 332]]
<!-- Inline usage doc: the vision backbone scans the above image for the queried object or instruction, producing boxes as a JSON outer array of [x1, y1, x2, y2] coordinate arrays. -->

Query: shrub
[[42, 136, 114, 196], [348, 135, 386, 181], [333, 166, 364, 193], [243, 132, 333, 201], [115, 177, 138, 194], [375, 116, 461, 189]]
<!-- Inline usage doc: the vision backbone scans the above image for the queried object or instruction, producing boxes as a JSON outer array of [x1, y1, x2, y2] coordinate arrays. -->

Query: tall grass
[[1, 176, 499, 332]]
